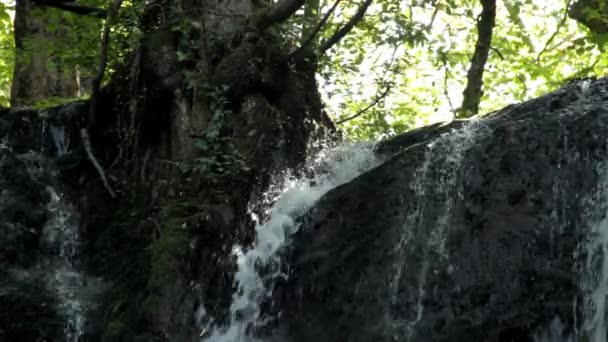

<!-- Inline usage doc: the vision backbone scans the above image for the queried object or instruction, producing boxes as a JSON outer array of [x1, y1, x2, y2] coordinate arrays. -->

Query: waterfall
[[390, 120, 488, 338], [534, 316, 574, 342], [16, 130, 101, 341], [41, 186, 87, 341], [203, 142, 379, 341], [48, 123, 69, 156]]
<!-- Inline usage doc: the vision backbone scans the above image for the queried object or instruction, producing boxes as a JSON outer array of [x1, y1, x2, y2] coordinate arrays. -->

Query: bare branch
[[489, 46, 504, 60], [439, 53, 455, 113], [427, 4, 440, 30], [319, 0, 373, 55], [32, 0, 107, 18], [536, 0, 572, 62], [299, 0, 341, 51], [336, 85, 391, 125], [459, 0, 496, 118], [254, 0, 307, 31]]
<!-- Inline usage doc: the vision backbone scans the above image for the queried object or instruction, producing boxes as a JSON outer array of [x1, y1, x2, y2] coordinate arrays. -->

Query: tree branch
[[254, 0, 307, 31], [299, 0, 341, 51], [319, 0, 373, 55], [32, 0, 107, 18], [536, 0, 572, 62], [336, 85, 391, 125], [458, 0, 496, 118], [439, 52, 455, 113]]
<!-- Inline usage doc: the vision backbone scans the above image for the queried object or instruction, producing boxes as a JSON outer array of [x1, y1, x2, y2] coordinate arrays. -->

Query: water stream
[[204, 142, 379, 341], [41, 186, 87, 341], [16, 122, 98, 341], [390, 121, 487, 338]]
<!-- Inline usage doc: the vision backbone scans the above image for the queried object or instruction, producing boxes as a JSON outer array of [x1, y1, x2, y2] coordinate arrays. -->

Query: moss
[[94, 198, 197, 341], [148, 220, 188, 288], [30, 95, 89, 109]]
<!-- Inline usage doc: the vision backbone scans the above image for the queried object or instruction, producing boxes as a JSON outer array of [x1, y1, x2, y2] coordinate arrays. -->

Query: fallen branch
[[319, 0, 373, 55]]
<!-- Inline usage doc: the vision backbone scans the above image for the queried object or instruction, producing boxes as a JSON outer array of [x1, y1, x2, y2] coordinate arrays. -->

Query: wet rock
[[0, 101, 89, 341], [279, 77, 608, 342]]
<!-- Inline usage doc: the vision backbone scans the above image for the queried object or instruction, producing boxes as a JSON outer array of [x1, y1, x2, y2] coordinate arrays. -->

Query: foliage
[[30, 95, 88, 109], [106, 0, 145, 78], [307, 0, 608, 140], [185, 81, 250, 179], [95, 199, 194, 341], [0, 1, 14, 107], [0, 0, 607, 137]]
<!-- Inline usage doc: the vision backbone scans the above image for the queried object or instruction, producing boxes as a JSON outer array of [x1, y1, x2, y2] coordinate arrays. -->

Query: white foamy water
[[534, 316, 573, 342], [19, 147, 100, 341], [42, 187, 87, 342], [204, 142, 379, 341]]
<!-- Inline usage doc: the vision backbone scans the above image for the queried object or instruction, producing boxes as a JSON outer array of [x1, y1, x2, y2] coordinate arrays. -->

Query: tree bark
[[10, 0, 81, 106], [89, 0, 336, 339]]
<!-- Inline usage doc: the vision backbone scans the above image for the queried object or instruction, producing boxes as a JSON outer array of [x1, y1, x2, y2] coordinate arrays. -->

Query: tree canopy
[[0, 0, 606, 139]]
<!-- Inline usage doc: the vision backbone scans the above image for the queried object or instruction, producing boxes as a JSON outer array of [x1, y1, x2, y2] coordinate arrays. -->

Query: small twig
[[426, 4, 440, 30], [336, 85, 391, 124], [516, 73, 528, 99], [440, 53, 455, 113], [489, 46, 504, 60], [535, 0, 572, 62], [319, 0, 373, 54], [299, 0, 341, 51]]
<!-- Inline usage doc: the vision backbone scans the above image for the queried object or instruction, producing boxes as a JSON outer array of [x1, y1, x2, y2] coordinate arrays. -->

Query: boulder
[[280, 77, 608, 341]]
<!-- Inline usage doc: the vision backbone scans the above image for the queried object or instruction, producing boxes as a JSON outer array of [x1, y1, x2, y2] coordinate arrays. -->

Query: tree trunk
[[87, 0, 335, 339], [11, 0, 81, 106]]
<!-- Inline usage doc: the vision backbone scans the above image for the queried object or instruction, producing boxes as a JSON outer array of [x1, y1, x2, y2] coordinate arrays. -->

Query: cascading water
[[204, 142, 379, 341], [388, 120, 487, 338], [14, 123, 100, 341], [41, 186, 87, 341]]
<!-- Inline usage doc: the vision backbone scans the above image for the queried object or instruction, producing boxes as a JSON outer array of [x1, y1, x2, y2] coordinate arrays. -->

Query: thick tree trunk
[[11, 0, 81, 106], [86, 0, 335, 339]]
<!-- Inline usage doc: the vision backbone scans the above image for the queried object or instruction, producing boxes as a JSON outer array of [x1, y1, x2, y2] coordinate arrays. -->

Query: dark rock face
[[280, 77, 608, 342], [0, 147, 60, 341], [0, 102, 98, 341]]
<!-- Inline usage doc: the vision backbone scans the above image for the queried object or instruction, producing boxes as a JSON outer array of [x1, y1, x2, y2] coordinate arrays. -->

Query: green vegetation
[[0, 1, 14, 106], [309, 0, 608, 139], [1, 0, 607, 136], [1, 0, 606, 339]]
